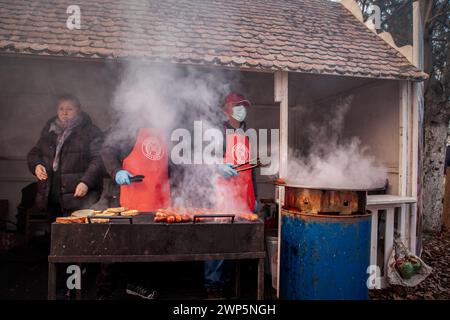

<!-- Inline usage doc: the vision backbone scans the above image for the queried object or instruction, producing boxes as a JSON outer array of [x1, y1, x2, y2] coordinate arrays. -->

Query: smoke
[[286, 96, 387, 189], [106, 62, 241, 208], [106, 63, 231, 141], [103, 3, 254, 210]]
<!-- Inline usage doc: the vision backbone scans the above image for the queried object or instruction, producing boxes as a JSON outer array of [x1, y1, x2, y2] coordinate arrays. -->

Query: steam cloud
[[286, 96, 387, 189], [106, 62, 242, 208]]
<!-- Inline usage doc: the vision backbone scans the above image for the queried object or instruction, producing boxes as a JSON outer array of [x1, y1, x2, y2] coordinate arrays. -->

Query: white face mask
[[232, 105, 247, 122]]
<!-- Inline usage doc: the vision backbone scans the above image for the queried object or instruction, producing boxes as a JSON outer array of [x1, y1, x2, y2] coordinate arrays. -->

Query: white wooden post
[[410, 202, 417, 254], [275, 71, 289, 177], [384, 208, 395, 275], [399, 81, 409, 197], [404, 203, 411, 246], [410, 1, 424, 256], [398, 204, 407, 242], [411, 86, 419, 203], [274, 71, 288, 298], [401, 78, 420, 255], [370, 208, 379, 268]]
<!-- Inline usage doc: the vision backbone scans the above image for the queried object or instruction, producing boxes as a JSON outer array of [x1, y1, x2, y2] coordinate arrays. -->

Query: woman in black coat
[[27, 94, 104, 216]]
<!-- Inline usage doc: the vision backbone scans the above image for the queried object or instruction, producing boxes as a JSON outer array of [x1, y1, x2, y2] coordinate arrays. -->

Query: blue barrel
[[280, 210, 371, 300]]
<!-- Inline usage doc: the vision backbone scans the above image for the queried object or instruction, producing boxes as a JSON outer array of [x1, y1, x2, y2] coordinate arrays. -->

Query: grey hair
[[56, 94, 81, 109]]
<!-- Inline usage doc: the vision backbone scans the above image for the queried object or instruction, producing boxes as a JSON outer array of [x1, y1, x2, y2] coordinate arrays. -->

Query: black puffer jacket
[[27, 112, 104, 213]]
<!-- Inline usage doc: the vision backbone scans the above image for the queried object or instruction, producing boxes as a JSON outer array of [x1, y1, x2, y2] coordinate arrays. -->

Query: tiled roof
[[0, 0, 427, 80]]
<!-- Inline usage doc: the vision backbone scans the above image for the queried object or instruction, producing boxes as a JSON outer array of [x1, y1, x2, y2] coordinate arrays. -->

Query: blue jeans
[[204, 260, 231, 288]]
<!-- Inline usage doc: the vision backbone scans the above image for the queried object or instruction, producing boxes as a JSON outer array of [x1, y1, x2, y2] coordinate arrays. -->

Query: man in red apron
[[205, 92, 259, 299], [99, 127, 170, 299], [215, 128, 256, 213], [102, 128, 170, 212], [215, 92, 258, 212]]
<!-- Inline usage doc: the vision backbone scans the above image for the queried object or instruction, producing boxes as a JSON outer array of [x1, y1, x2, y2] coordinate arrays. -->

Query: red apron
[[120, 128, 170, 211], [215, 133, 256, 213]]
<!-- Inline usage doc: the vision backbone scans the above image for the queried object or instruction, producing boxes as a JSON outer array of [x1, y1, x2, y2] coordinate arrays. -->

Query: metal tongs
[[232, 158, 269, 172], [130, 175, 145, 183]]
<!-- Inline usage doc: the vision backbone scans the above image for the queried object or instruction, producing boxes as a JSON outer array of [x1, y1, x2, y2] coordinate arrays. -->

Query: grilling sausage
[[154, 216, 167, 222]]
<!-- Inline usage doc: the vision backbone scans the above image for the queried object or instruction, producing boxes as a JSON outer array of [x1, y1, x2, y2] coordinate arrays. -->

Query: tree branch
[[421, 0, 434, 29], [431, 39, 449, 42], [426, 1, 450, 29], [427, 12, 447, 26]]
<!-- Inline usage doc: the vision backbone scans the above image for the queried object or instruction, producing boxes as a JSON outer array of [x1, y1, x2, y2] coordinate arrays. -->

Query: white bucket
[[266, 235, 278, 290]]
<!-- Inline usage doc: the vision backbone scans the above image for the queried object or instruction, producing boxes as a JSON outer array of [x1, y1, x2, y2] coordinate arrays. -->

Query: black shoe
[[126, 283, 157, 300]]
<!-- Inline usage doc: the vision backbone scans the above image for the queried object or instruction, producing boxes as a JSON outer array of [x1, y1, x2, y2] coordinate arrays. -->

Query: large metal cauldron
[[279, 184, 371, 300]]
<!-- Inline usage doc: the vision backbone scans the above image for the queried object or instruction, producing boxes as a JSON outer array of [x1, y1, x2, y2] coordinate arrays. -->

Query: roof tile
[[0, 0, 427, 80]]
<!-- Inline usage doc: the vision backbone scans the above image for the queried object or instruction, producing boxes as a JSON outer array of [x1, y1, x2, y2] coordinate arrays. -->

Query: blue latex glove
[[254, 199, 260, 213], [217, 163, 238, 178], [115, 170, 133, 185]]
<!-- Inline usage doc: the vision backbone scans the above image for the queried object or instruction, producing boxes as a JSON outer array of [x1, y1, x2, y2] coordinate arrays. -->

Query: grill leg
[[234, 261, 241, 298], [48, 263, 56, 300], [257, 258, 264, 300]]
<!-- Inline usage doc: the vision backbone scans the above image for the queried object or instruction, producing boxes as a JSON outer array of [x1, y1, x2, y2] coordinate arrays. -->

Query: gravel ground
[[370, 229, 450, 300]]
